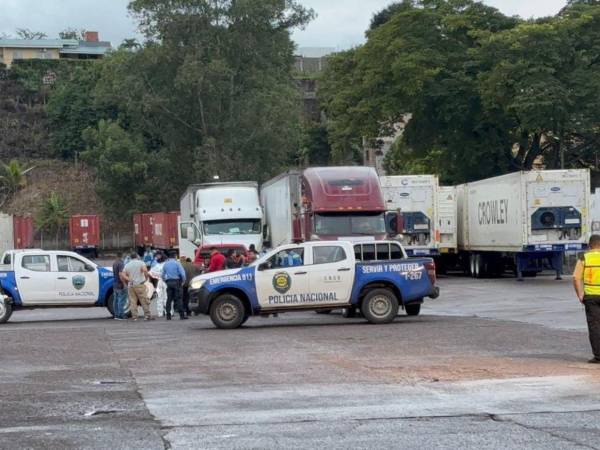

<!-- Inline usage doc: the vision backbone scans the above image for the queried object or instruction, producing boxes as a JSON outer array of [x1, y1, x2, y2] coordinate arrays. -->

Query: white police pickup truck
[[0, 250, 114, 323], [189, 240, 439, 329]]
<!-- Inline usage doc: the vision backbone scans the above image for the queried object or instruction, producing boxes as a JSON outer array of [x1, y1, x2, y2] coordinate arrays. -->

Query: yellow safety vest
[[584, 251, 600, 296]]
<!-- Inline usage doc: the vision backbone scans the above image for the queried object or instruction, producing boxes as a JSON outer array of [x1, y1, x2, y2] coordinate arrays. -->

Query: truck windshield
[[314, 213, 386, 236], [203, 219, 261, 235]]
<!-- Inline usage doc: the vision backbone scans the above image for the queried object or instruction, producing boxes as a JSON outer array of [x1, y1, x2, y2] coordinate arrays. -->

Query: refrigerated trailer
[[457, 170, 590, 280], [380, 175, 439, 256], [261, 166, 388, 247], [437, 186, 458, 254]]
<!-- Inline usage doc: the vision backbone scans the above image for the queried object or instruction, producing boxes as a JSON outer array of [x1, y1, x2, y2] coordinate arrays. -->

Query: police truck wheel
[[106, 293, 115, 318], [361, 289, 399, 324], [240, 310, 251, 326], [405, 303, 421, 316], [0, 299, 13, 324], [210, 294, 246, 329]]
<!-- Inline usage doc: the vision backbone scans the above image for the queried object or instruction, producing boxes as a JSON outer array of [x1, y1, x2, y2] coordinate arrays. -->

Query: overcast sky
[[1, 0, 567, 49]]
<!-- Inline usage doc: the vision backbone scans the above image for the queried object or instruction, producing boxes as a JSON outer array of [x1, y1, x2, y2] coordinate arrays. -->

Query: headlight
[[190, 279, 206, 290]]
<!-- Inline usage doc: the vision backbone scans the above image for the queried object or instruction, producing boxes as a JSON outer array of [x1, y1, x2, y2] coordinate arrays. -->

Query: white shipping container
[[591, 188, 600, 233], [380, 175, 438, 253], [0, 213, 14, 257], [457, 170, 590, 252], [437, 186, 457, 252], [260, 171, 301, 248]]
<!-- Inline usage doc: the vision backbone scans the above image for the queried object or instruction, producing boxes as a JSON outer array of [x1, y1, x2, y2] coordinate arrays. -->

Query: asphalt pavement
[[2, 276, 600, 450]]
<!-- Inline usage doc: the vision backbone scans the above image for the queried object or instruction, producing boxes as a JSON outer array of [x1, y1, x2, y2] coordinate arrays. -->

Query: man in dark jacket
[[181, 257, 200, 316], [112, 252, 127, 320], [161, 251, 187, 320]]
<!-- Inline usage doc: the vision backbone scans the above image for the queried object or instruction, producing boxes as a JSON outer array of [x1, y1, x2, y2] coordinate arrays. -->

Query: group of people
[[112, 251, 198, 321], [111, 245, 262, 321]]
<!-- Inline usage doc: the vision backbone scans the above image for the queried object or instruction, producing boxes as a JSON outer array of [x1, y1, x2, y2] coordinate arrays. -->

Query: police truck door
[[255, 246, 310, 309], [17, 253, 57, 304], [309, 244, 354, 303], [54, 254, 99, 304]]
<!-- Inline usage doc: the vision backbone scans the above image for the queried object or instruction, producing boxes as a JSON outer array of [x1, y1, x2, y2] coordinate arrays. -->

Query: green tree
[[0, 160, 28, 194], [83, 0, 314, 212], [321, 0, 600, 183], [36, 192, 69, 237], [15, 28, 47, 40], [47, 64, 104, 159], [58, 28, 86, 40], [81, 119, 162, 216]]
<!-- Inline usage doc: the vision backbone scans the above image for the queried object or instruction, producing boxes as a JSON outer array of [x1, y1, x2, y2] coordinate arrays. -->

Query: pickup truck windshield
[[314, 213, 386, 236], [203, 219, 261, 235]]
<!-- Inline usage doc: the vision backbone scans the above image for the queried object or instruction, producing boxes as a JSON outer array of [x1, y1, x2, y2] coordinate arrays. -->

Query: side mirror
[[85, 264, 95, 272], [258, 262, 269, 271], [385, 212, 397, 235]]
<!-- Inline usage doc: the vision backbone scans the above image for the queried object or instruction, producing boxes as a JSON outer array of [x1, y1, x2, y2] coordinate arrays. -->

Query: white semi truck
[[380, 175, 439, 256], [178, 182, 264, 260], [456, 170, 590, 280]]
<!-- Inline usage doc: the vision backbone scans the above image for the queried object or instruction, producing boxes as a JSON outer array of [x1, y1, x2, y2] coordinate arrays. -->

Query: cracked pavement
[[2, 276, 600, 449]]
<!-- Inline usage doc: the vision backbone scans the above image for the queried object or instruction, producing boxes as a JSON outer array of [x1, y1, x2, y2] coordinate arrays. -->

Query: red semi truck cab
[[303, 167, 387, 241], [261, 166, 388, 246]]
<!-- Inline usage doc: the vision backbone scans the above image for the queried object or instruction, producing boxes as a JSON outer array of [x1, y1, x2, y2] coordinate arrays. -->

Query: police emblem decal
[[273, 272, 291, 294], [72, 275, 86, 291]]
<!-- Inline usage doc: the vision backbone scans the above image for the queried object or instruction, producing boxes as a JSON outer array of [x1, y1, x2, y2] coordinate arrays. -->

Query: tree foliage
[[77, 0, 313, 213], [82, 119, 161, 217], [58, 28, 87, 40], [47, 64, 104, 159], [0, 159, 27, 195], [320, 0, 600, 183], [36, 192, 69, 234], [15, 28, 47, 40]]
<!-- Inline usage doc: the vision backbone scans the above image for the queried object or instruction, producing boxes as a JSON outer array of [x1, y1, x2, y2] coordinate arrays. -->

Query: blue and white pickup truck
[[0, 250, 114, 323], [189, 240, 439, 329]]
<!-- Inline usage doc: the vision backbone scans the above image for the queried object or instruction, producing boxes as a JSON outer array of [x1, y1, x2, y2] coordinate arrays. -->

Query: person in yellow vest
[[573, 235, 600, 363]]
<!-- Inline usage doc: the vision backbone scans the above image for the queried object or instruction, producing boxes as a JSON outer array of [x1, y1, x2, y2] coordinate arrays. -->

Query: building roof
[[60, 41, 111, 55], [0, 39, 77, 49], [0, 38, 111, 56]]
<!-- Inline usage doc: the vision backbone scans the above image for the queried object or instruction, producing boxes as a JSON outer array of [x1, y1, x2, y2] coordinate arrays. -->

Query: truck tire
[[106, 293, 115, 318], [361, 289, 399, 325], [210, 294, 246, 329], [240, 309, 251, 326], [0, 299, 13, 324], [405, 303, 421, 316]]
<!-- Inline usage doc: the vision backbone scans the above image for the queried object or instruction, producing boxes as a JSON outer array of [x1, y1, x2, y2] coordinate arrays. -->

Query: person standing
[[247, 244, 259, 264], [143, 247, 154, 268], [112, 252, 127, 320], [207, 247, 226, 273], [226, 249, 246, 269], [573, 234, 600, 363], [122, 253, 153, 321], [181, 257, 200, 316], [162, 251, 187, 320]]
